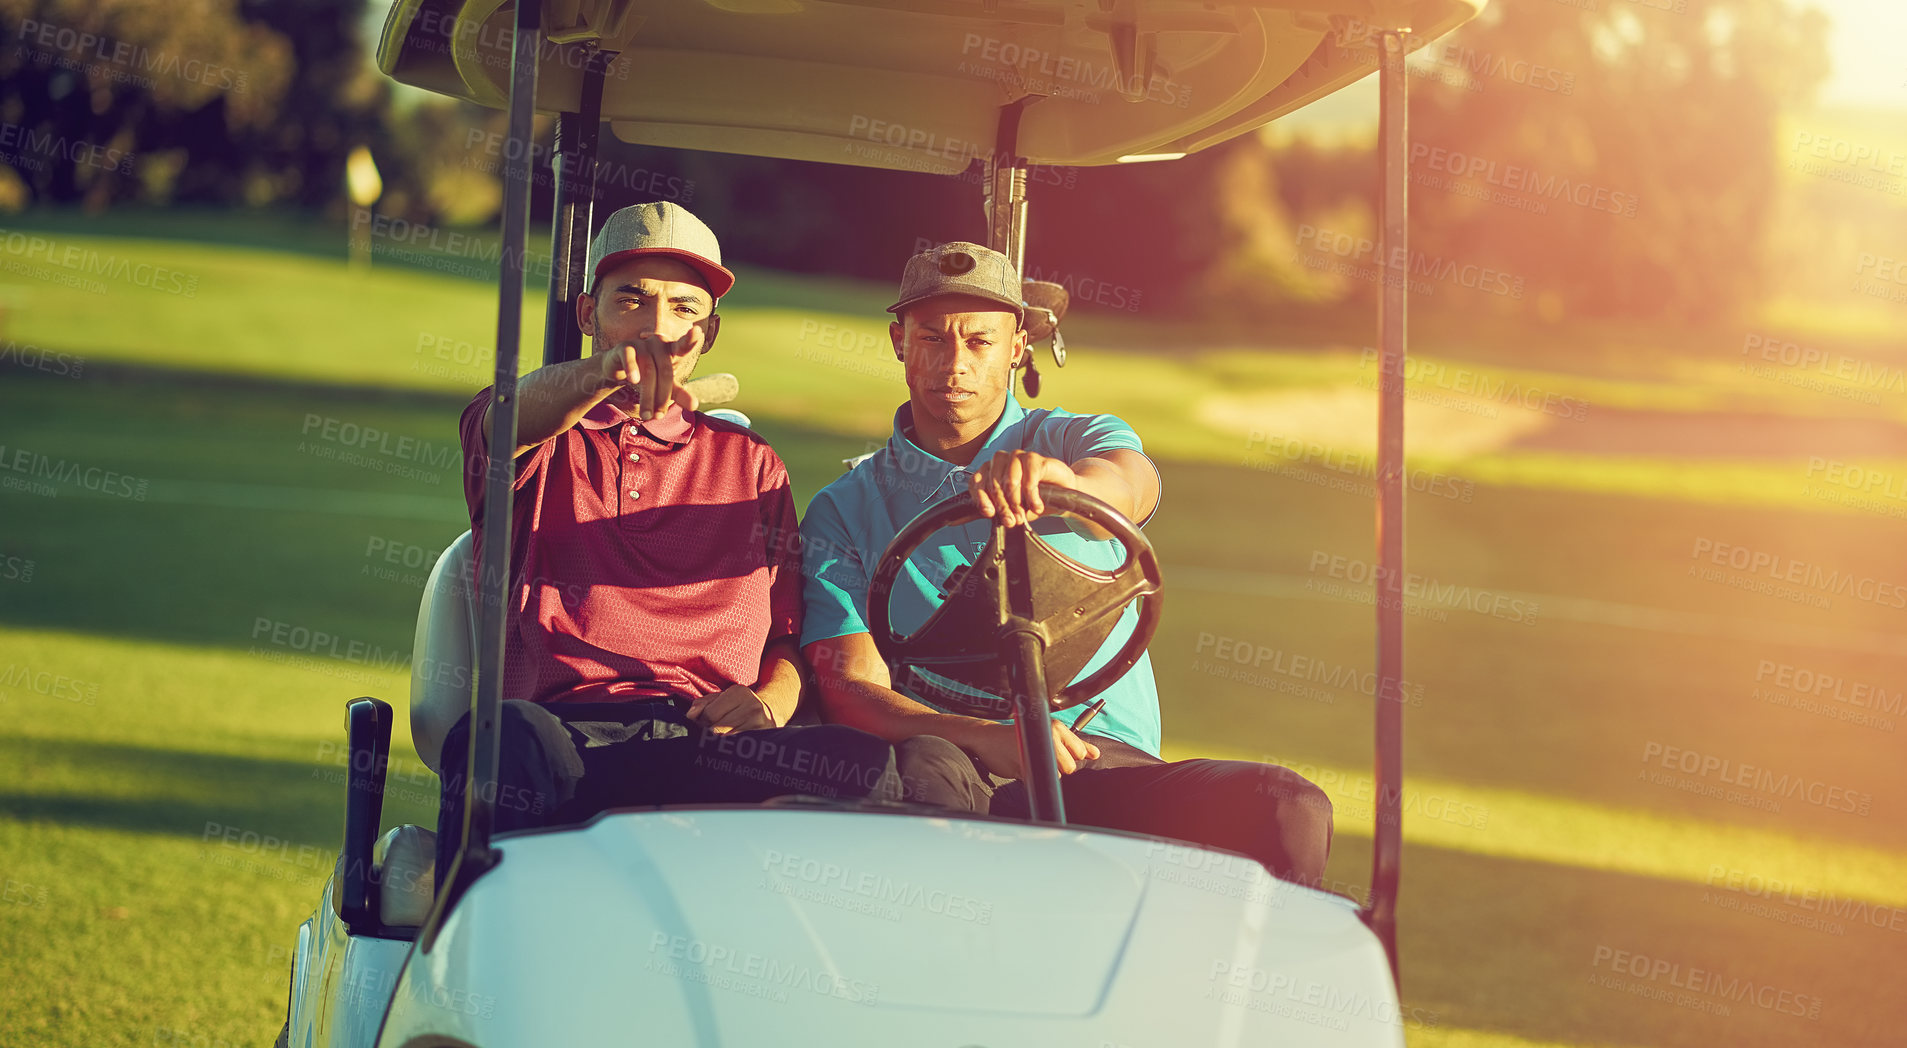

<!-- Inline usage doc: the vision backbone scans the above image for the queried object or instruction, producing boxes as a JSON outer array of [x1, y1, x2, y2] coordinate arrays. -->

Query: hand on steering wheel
[[966, 449, 1080, 528], [866, 482, 1163, 716]]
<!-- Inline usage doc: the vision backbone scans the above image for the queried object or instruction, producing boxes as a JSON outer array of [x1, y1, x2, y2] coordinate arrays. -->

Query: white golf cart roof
[[379, 0, 1483, 172]]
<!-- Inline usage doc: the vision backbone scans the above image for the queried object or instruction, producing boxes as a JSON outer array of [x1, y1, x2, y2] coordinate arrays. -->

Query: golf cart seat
[[373, 823, 438, 927], [409, 529, 477, 776], [321, 528, 482, 933]]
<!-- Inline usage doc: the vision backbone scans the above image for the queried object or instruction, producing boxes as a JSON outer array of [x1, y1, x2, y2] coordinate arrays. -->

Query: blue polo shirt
[[800, 395, 1163, 755]]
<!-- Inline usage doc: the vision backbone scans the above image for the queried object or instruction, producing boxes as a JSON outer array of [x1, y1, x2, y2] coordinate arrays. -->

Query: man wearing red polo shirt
[[436, 203, 905, 881]]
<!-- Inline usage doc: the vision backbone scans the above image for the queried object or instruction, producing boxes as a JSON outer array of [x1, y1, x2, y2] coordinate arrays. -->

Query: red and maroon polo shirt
[[459, 389, 801, 705]]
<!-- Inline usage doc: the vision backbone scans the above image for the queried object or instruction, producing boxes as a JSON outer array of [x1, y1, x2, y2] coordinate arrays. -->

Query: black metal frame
[[407, 1, 1415, 991], [543, 49, 613, 368], [333, 696, 393, 933], [417, 0, 544, 953], [1363, 26, 1410, 989]]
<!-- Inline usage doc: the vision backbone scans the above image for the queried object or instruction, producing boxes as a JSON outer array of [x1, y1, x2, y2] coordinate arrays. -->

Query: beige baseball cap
[[888, 241, 1023, 318], [587, 201, 735, 298]]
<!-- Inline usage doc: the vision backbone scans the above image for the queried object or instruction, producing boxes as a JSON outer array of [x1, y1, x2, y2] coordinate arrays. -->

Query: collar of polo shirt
[[887, 393, 1030, 504], [579, 399, 695, 445]]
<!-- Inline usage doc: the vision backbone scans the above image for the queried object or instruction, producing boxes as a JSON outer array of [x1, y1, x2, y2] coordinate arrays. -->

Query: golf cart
[[279, 0, 1483, 1044]]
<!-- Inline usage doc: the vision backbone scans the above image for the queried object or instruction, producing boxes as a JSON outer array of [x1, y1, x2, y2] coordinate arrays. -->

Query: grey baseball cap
[[587, 201, 735, 298], [888, 241, 1023, 318]]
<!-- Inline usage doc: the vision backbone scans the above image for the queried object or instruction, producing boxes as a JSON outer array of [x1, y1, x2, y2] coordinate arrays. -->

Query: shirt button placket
[[623, 436, 641, 508]]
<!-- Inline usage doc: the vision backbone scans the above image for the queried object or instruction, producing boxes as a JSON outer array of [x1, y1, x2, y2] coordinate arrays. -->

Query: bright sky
[[1810, 0, 1907, 109], [1275, 0, 1905, 143]]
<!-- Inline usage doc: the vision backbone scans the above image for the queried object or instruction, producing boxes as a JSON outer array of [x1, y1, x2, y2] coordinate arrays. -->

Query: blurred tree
[[0, 0, 292, 207], [218, 0, 386, 211], [1406, 0, 1831, 323], [0, 0, 390, 211]]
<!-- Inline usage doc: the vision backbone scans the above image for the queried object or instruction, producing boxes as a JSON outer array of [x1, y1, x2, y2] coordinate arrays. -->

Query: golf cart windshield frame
[[412, 0, 1424, 985]]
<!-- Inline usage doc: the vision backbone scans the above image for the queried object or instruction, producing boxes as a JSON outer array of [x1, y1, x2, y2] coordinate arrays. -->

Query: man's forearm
[[1070, 457, 1141, 520], [484, 356, 618, 456], [814, 672, 989, 749], [753, 636, 804, 726]]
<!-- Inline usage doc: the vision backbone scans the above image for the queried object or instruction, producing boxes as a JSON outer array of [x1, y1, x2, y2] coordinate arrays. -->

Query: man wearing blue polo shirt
[[800, 241, 1334, 888]]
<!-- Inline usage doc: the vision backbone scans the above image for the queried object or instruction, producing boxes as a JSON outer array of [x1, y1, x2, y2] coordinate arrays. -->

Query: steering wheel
[[866, 483, 1163, 719]]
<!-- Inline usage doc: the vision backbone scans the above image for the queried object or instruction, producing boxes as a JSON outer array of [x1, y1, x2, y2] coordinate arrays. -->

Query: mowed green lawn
[[2, 228, 1905, 1047]]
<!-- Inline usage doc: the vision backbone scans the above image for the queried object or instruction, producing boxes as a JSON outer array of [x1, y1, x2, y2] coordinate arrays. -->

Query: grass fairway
[[2, 229, 1905, 1047]]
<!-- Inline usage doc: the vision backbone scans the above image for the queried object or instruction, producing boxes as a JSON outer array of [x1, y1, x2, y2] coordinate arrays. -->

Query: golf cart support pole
[[1002, 527, 1066, 824], [983, 98, 1036, 272], [542, 48, 612, 367], [420, 0, 541, 951], [982, 99, 1064, 822], [1364, 26, 1410, 989]]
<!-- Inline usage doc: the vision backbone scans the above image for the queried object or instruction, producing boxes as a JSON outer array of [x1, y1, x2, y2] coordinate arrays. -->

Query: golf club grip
[[684, 372, 739, 407]]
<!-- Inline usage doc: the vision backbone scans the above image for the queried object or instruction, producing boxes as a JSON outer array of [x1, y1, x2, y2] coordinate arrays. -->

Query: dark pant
[[435, 699, 907, 884], [893, 733, 1335, 888]]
